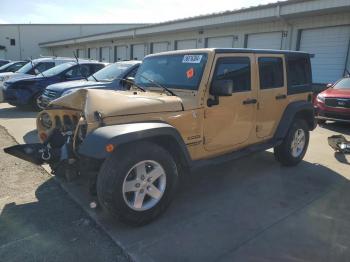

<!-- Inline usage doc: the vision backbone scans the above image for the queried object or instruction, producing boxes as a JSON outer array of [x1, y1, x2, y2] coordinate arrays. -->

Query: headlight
[[39, 112, 52, 129], [0, 76, 10, 82], [316, 94, 325, 103], [62, 89, 78, 97]]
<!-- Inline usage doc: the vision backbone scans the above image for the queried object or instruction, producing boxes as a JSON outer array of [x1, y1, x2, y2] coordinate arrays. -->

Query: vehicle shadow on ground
[[23, 129, 39, 143], [320, 122, 350, 135], [0, 104, 37, 119], [72, 151, 350, 262], [0, 178, 129, 262]]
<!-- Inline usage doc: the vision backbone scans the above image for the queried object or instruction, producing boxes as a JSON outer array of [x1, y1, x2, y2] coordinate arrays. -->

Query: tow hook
[[40, 147, 51, 161]]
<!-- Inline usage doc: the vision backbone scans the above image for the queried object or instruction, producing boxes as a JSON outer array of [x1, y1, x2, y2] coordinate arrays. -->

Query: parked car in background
[[3, 61, 105, 109], [0, 61, 27, 73], [0, 59, 10, 67], [38, 60, 141, 109], [0, 57, 80, 102], [314, 77, 350, 123]]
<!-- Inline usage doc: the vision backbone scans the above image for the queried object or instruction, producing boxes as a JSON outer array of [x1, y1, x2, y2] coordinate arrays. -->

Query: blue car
[[3, 61, 105, 109], [38, 60, 141, 109]]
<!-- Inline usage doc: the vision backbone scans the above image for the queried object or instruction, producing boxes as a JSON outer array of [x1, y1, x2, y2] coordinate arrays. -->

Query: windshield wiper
[[74, 52, 88, 81], [90, 74, 99, 82], [139, 75, 176, 96], [29, 58, 46, 78], [114, 77, 146, 92]]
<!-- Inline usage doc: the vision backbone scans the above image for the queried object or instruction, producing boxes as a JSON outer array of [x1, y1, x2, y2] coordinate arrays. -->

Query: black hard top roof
[[214, 48, 312, 57]]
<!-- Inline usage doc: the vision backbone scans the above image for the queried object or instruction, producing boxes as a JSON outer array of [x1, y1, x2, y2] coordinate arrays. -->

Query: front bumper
[[314, 104, 350, 123]]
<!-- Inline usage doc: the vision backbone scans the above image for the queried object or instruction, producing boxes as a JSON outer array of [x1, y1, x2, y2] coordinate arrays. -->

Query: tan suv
[[5, 48, 316, 225]]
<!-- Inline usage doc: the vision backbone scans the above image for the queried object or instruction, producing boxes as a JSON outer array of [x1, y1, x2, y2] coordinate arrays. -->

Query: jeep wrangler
[[5, 48, 316, 226]]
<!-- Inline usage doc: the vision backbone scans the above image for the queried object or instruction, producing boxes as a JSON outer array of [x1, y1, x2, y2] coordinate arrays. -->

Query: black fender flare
[[273, 101, 316, 141], [78, 122, 192, 164]]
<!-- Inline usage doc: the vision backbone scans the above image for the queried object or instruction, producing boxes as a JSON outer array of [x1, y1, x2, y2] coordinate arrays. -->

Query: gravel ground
[[0, 126, 130, 262]]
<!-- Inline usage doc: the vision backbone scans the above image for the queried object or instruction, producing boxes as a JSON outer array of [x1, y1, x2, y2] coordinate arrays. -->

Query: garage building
[[37, 0, 350, 84]]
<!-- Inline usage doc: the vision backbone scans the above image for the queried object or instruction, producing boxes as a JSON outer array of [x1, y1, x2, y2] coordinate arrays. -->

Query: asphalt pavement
[[1, 103, 350, 262]]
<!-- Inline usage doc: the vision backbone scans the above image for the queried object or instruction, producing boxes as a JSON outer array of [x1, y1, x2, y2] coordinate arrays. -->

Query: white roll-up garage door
[[115, 45, 128, 61], [100, 47, 112, 62], [207, 36, 235, 48], [77, 49, 86, 58], [132, 44, 146, 60], [247, 32, 282, 50], [152, 42, 169, 54], [176, 39, 197, 50], [299, 26, 350, 84], [89, 48, 98, 60]]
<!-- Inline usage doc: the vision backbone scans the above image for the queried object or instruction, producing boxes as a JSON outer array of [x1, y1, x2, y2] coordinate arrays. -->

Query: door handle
[[276, 94, 287, 100], [242, 98, 257, 105]]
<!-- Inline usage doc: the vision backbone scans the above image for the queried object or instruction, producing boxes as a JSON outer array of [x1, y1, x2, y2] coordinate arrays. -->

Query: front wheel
[[97, 141, 178, 226], [274, 119, 309, 166]]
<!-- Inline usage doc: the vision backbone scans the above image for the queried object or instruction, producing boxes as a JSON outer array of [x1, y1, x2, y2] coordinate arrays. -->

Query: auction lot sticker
[[182, 55, 203, 63]]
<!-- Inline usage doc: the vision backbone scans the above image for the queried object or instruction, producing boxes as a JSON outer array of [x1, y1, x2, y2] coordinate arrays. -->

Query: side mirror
[[210, 79, 233, 96], [326, 83, 333, 88], [34, 68, 40, 75]]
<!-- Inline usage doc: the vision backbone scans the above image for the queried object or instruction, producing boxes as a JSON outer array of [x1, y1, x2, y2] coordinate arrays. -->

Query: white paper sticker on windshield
[[182, 55, 203, 64]]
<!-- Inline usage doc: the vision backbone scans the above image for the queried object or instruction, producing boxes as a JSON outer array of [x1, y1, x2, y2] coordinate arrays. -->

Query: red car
[[314, 77, 350, 124]]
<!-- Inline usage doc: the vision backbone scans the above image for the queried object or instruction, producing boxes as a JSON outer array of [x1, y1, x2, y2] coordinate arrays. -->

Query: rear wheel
[[274, 119, 309, 166], [97, 141, 178, 226]]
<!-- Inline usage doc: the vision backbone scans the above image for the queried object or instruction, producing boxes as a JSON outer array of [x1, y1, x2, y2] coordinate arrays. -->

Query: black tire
[[274, 119, 309, 166], [31, 93, 43, 111], [97, 141, 178, 226]]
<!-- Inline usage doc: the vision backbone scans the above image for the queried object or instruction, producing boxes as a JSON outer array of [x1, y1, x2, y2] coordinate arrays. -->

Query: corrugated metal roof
[[40, 0, 350, 47], [38, 0, 305, 46]]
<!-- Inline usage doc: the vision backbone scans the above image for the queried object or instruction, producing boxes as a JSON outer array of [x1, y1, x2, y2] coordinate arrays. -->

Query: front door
[[204, 54, 257, 152], [256, 54, 288, 139]]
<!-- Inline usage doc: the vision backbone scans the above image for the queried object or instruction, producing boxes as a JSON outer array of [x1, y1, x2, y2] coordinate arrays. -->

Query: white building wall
[[0, 24, 143, 60]]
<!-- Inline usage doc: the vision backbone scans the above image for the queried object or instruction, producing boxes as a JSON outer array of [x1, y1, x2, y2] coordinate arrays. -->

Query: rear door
[[256, 54, 288, 139], [204, 53, 257, 152]]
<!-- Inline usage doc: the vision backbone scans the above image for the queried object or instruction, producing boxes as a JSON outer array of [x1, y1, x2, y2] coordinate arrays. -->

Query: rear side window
[[258, 57, 284, 89], [213, 57, 251, 92], [287, 57, 310, 87]]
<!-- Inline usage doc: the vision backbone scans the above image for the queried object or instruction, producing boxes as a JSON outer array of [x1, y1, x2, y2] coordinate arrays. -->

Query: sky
[[0, 0, 278, 24]]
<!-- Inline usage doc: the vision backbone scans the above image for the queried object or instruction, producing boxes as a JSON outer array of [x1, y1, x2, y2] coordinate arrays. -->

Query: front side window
[[134, 53, 208, 90], [65, 65, 91, 78], [258, 57, 284, 89], [213, 57, 251, 92]]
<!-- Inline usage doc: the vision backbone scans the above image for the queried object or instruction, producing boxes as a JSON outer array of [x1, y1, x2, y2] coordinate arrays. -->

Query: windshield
[[134, 53, 208, 90], [41, 62, 75, 77], [17, 62, 34, 73], [334, 78, 350, 89], [88, 62, 134, 82]]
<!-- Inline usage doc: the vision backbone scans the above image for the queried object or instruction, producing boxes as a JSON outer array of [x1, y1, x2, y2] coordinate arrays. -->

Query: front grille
[[325, 98, 350, 109], [42, 89, 60, 100]]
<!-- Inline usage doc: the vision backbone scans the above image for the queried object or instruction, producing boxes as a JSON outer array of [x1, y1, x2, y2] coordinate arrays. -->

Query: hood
[[6, 74, 38, 84], [321, 88, 350, 98], [47, 80, 109, 92], [0, 72, 31, 82], [50, 89, 187, 122]]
